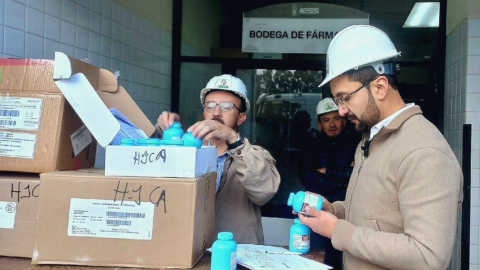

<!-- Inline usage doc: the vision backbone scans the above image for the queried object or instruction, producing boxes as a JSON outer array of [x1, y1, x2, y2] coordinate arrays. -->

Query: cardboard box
[[54, 52, 215, 178], [0, 58, 97, 173], [32, 169, 216, 269], [0, 172, 40, 258], [53, 52, 154, 147], [105, 145, 217, 178]]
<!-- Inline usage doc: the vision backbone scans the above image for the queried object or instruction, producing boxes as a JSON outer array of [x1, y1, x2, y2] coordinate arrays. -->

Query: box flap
[[97, 69, 118, 93], [98, 86, 155, 137], [55, 73, 119, 147]]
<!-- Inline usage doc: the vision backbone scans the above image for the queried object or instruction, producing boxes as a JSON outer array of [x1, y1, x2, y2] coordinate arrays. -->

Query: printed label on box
[[70, 125, 93, 156], [0, 201, 17, 229], [68, 198, 155, 240], [0, 132, 37, 159], [0, 97, 43, 131]]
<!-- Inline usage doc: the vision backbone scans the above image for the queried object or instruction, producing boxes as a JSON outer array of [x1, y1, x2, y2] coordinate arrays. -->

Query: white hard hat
[[319, 25, 401, 88], [200, 74, 250, 113], [316, 98, 338, 116]]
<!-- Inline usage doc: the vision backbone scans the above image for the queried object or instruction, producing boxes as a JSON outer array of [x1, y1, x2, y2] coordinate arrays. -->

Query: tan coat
[[216, 138, 281, 244], [331, 106, 463, 270]]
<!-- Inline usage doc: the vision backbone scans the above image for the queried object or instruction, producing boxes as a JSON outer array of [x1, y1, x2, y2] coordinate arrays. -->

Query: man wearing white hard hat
[[300, 97, 356, 269], [155, 74, 280, 244], [296, 25, 463, 270]]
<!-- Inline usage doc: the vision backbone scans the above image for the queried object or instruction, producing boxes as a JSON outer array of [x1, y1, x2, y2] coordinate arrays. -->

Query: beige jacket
[[216, 138, 281, 244], [153, 126, 280, 244], [331, 106, 463, 270]]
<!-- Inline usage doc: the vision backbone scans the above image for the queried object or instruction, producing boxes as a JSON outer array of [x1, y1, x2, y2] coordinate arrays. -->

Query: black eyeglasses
[[204, 101, 241, 112], [332, 79, 375, 107]]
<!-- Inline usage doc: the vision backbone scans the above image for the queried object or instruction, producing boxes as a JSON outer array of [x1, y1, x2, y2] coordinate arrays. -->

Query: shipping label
[[0, 201, 17, 229], [70, 125, 92, 156], [0, 132, 37, 159], [68, 198, 155, 240], [0, 97, 43, 131]]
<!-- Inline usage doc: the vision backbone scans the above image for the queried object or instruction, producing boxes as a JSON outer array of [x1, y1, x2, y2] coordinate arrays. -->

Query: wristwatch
[[227, 134, 245, 150]]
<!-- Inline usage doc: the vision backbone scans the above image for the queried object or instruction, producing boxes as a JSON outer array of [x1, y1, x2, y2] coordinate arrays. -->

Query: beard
[[349, 89, 380, 132]]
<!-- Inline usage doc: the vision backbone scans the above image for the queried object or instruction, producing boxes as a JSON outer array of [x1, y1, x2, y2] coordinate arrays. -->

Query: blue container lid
[[146, 139, 161, 145], [218, 232, 234, 240], [287, 192, 295, 206], [171, 122, 182, 128], [294, 218, 303, 224], [120, 139, 135, 144], [137, 138, 150, 144], [161, 140, 184, 145]]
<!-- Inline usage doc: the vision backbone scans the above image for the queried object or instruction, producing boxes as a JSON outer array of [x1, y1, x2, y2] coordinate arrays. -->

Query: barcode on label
[[0, 120, 17, 126], [0, 110, 20, 117], [106, 212, 145, 218], [106, 220, 132, 226]]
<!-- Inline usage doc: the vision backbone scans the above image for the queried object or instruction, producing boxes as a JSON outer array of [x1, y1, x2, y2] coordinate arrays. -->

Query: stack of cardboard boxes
[[0, 53, 217, 269]]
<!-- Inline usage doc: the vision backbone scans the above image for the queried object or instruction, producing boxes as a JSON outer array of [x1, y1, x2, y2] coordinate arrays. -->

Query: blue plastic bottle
[[287, 191, 323, 214], [289, 218, 311, 253], [120, 139, 135, 146], [211, 232, 237, 270], [182, 132, 203, 149], [163, 122, 184, 140]]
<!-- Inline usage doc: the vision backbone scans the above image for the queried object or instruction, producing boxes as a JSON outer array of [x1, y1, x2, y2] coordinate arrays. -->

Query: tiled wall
[[445, 18, 480, 270], [0, 0, 173, 167]]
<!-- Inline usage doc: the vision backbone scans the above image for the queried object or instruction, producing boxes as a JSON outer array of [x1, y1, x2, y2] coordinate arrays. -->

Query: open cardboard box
[[54, 52, 216, 178]]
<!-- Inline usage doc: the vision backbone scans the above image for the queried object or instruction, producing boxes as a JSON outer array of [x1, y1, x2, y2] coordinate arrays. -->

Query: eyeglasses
[[204, 101, 241, 112], [332, 79, 375, 107]]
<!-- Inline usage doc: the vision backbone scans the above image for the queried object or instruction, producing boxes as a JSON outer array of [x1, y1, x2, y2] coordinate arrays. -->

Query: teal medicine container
[[287, 191, 323, 214], [211, 232, 237, 270], [120, 139, 135, 146], [163, 122, 184, 140], [182, 132, 203, 149], [289, 218, 311, 253]]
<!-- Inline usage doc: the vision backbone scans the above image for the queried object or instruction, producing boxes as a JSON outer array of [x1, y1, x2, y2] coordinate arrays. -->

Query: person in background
[[299, 97, 357, 269], [296, 25, 463, 270], [154, 74, 281, 244]]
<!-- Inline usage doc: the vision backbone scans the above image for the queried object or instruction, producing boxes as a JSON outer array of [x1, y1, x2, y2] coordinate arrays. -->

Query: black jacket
[[299, 131, 358, 201]]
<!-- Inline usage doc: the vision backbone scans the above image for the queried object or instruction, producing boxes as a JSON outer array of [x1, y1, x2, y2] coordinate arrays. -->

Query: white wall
[[444, 18, 480, 270], [0, 0, 173, 167]]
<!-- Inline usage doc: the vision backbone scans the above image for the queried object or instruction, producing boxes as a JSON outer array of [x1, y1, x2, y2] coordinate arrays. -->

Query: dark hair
[[204, 90, 247, 112], [343, 66, 398, 91]]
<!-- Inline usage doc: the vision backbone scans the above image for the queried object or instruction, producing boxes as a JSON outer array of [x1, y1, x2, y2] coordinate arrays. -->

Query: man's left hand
[[298, 207, 338, 239], [187, 120, 238, 143]]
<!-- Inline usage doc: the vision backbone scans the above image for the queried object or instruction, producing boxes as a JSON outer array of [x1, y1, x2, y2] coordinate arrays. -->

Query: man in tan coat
[[297, 25, 463, 270], [155, 74, 280, 244]]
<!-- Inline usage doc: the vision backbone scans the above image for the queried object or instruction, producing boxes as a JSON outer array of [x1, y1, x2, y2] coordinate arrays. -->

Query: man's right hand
[[157, 111, 180, 131]]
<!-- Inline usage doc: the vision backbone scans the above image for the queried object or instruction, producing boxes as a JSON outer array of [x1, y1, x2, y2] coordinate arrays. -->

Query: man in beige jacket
[[155, 74, 280, 244], [297, 25, 463, 270]]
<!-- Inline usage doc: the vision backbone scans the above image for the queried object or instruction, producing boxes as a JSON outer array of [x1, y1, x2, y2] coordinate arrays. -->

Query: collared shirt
[[370, 103, 415, 140], [216, 151, 231, 191]]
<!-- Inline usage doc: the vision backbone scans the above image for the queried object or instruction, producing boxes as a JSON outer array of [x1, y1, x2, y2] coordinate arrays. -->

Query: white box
[[105, 145, 217, 178]]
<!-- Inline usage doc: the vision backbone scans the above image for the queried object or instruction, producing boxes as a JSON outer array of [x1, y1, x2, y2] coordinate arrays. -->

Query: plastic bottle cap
[[218, 232, 234, 240], [121, 139, 135, 144], [137, 139, 150, 144], [161, 140, 184, 145], [287, 193, 295, 206], [294, 218, 303, 224], [172, 122, 182, 128]]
